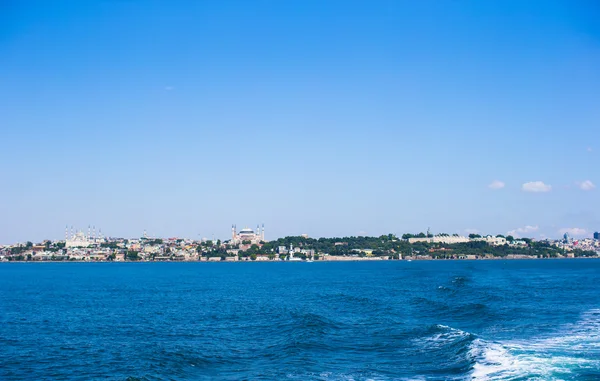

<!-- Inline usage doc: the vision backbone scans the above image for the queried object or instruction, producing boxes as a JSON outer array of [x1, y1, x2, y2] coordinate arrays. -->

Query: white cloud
[[558, 227, 588, 237], [164, 86, 174, 91], [522, 181, 552, 193], [507, 225, 539, 238], [488, 180, 505, 190], [578, 180, 596, 191], [587, 147, 593, 152]]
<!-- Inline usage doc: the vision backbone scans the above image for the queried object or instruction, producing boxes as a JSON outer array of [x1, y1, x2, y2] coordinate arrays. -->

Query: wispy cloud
[[522, 181, 552, 193], [577, 180, 595, 191], [488, 180, 505, 190], [164, 86, 174, 91], [558, 227, 588, 237], [587, 147, 593, 152], [507, 225, 539, 238]]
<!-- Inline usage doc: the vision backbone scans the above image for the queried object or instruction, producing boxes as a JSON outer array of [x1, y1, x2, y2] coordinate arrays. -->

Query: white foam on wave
[[286, 371, 392, 381], [419, 324, 472, 348], [467, 309, 600, 381]]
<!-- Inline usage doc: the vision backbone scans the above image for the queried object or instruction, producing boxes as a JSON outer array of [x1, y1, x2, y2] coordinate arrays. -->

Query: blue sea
[[1, 260, 599, 380]]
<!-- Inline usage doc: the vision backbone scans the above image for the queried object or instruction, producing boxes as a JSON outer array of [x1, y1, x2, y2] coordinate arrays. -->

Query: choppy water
[[1, 260, 599, 380]]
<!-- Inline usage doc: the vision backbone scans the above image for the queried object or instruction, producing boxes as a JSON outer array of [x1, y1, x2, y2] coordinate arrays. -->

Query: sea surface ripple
[[1, 260, 599, 380]]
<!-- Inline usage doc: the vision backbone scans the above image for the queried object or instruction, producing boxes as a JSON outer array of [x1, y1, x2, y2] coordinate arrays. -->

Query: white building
[[66, 231, 91, 248], [64, 225, 105, 248], [482, 235, 507, 246], [408, 235, 470, 244]]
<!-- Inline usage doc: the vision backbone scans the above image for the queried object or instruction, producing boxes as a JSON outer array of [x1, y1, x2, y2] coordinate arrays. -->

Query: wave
[[417, 309, 600, 380], [468, 309, 600, 380], [285, 371, 395, 380]]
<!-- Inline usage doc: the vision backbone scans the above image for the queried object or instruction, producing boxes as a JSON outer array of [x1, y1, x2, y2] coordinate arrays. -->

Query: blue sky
[[1, 0, 599, 243]]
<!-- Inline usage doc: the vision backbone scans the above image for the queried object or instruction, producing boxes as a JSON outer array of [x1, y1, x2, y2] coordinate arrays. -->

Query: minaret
[[261, 224, 265, 241], [71, 226, 74, 240], [92, 226, 96, 242], [232, 224, 236, 242], [65, 225, 68, 242]]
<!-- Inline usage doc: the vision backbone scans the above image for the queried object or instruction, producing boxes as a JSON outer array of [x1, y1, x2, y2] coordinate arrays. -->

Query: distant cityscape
[[1, 225, 599, 262]]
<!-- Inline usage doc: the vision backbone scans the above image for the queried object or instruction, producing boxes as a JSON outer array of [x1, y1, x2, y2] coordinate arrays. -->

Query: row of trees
[[401, 232, 519, 242]]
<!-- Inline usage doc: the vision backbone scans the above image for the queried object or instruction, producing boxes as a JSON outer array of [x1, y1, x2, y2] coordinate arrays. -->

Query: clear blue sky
[[1, 0, 599, 243]]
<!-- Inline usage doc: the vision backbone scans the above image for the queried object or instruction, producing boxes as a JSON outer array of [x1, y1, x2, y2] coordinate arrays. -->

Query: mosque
[[231, 224, 265, 245], [65, 225, 104, 248]]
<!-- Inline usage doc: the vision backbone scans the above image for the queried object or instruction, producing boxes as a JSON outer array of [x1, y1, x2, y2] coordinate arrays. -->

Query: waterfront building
[[594, 232, 599, 240]]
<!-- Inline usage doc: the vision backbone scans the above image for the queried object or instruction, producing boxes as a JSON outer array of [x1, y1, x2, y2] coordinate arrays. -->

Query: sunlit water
[[1, 260, 599, 380]]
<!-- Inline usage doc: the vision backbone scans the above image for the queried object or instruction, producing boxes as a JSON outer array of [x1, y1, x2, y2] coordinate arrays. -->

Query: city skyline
[[1, 1, 599, 243], [1, 223, 598, 246], [3, 222, 599, 263]]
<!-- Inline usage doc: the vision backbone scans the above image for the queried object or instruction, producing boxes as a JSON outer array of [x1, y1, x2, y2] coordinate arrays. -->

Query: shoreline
[[1, 256, 598, 264]]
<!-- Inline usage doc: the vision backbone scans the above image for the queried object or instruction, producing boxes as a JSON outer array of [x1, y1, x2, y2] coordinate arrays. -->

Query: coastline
[[1, 256, 598, 264]]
